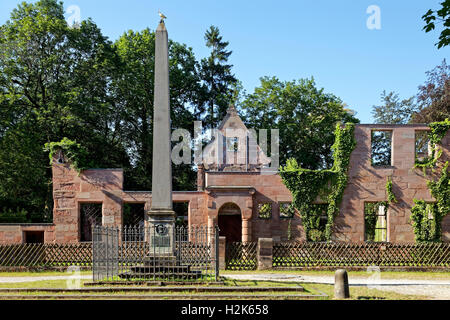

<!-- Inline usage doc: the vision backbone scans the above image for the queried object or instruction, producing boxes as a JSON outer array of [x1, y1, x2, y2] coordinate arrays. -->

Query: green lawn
[[0, 270, 438, 299], [0, 271, 92, 277], [0, 281, 425, 300], [0, 279, 90, 289], [222, 269, 450, 280], [307, 283, 427, 300], [3, 269, 450, 281]]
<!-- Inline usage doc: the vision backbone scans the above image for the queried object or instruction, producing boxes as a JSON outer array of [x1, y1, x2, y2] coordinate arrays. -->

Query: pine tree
[[200, 26, 237, 128]]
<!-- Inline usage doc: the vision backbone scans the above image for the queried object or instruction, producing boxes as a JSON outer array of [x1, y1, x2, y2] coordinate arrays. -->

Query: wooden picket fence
[[2, 241, 450, 269], [0, 243, 93, 267], [0, 240, 214, 269], [273, 242, 450, 267], [225, 242, 257, 270]]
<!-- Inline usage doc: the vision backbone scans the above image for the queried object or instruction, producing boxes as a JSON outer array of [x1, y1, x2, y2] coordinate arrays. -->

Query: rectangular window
[[80, 203, 102, 242], [412, 202, 438, 241], [226, 137, 239, 152], [24, 231, 44, 244], [371, 130, 392, 167], [174, 202, 189, 228], [258, 203, 272, 219], [415, 131, 432, 162], [308, 204, 328, 242], [280, 202, 295, 219], [123, 203, 145, 227], [364, 202, 388, 242]]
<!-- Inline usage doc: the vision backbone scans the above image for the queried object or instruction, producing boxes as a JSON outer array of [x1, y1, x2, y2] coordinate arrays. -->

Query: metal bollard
[[334, 269, 350, 299]]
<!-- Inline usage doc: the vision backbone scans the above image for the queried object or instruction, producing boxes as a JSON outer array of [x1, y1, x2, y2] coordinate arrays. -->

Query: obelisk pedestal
[[147, 21, 176, 257]]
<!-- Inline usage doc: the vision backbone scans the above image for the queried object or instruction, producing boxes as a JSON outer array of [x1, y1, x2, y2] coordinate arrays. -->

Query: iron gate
[[92, 225, 219, 281], [92, 226, 119, 281]]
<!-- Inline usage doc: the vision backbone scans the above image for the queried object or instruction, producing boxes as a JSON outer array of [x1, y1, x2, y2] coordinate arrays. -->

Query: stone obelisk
[[148, 19, 175, 255]]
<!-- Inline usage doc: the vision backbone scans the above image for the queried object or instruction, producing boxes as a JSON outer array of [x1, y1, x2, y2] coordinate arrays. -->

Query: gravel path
[[222, 273, 450, 300]]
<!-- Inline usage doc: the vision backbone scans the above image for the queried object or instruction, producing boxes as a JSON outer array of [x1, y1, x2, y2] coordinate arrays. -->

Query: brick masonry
[[0, 121, 448, 244]]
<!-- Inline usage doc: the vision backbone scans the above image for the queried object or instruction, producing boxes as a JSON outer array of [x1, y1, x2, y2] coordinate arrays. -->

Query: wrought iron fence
[[273, 242, 450, 267], [225, 242, 257, 270], [0, 243, 92, 267], [92, 225, 219, 282]]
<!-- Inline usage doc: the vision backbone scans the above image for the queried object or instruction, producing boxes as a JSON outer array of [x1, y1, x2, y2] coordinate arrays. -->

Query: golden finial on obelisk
[[158, 10, 167, 23]]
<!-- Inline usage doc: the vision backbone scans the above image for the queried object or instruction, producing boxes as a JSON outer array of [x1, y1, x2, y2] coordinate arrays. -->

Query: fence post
[[92, 226, 96, 281], [219, 236, 226, 270], [215, 227, 220, 280], [105, 226, 109, 281], [257, 238, 273, 270]]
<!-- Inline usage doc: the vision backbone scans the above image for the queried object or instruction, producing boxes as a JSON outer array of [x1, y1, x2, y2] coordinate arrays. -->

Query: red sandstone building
[[0, 107, 449, 244]]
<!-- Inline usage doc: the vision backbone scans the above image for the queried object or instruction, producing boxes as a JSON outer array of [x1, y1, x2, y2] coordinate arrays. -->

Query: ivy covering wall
[[414, 119, 450, 173], [44, 137, 94, 173], [280, 123, 356, 241], [411, 119, 450, 242]]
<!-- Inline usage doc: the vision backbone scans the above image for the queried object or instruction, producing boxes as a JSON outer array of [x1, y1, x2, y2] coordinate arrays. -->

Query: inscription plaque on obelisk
[[147, 17, 175, 255]]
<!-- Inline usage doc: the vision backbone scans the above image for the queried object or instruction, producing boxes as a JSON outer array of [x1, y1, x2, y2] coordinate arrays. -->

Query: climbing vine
[[414, 119, 450, 174], [412, 162, 450, 242], [428, 162, 450, 221], [411, 200, 439, 242], [44, 137, 93, 173], [287, 219, 292, 241], [257, 203, 273, 220], [280, 123, 356, 241], [410, 119, 450, 242], [386, 177, 397, 204]]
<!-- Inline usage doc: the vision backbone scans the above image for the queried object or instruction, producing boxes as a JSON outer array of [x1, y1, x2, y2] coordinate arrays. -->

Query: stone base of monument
[[118, 255, 203, 280], [144, 255, 178, 266]]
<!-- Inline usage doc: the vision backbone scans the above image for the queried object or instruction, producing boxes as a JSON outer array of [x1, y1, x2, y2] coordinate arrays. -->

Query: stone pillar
[[219, 236, 226, 270], [334, 269, 350, 299], [257, 238, 273, 270], [207, 216, 215, 243], [197, 164, 205, 191], [147, 21, 175, 255], [52, 157, 78, 243], [242, 219, 252, 242]]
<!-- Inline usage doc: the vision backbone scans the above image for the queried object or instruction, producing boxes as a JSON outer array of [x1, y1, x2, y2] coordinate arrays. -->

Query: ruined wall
[[0, 224, 55, 244], [335, 125, 450, 243], [0, 124, 448, 244], [52, 159, 124, 243]]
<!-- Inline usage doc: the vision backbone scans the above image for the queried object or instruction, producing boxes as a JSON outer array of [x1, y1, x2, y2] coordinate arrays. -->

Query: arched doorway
[[218, 203, 242, 243]]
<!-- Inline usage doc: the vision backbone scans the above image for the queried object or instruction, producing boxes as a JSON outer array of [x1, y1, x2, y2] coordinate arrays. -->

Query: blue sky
[[1, 0, 448, 123]]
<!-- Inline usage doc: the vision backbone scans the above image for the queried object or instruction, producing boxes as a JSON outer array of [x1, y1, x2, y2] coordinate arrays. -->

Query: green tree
[[112, 28, 202, 191], [371, 91, 417, 124], [411, 59, 450, 123], [241, 76, 359, 169], [199, 26, 237, 129], [423, 0, 450, 49], [0, 0, 128, 221]]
